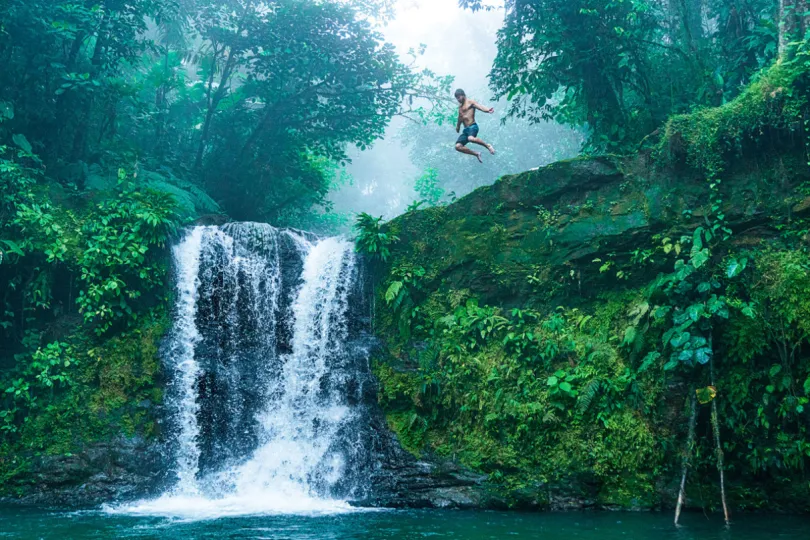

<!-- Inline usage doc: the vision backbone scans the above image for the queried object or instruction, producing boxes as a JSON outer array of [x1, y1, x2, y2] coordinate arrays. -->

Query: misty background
[[328, 0, 584, 224]]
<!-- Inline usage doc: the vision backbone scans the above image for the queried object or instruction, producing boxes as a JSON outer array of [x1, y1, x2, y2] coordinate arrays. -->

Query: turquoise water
[[1, 508, 808, 539]]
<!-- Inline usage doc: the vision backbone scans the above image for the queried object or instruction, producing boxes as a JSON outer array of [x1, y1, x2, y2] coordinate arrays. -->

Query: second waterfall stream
[[113, 223, 378, 518]]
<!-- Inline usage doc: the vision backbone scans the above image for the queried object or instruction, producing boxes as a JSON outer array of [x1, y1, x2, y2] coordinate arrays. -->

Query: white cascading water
[[109, 224, 371, 519], [166, 227, 205, 496]]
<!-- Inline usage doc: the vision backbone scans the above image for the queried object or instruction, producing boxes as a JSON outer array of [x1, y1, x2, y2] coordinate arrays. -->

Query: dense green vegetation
[[460, 0, 807, 152], [3, 0, 810, 515], [363, 51, 810, 512], [0, 0, 443, 482]]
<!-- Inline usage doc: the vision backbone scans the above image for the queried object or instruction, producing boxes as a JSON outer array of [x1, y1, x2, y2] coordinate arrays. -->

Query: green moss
[[384, 411, 428, 456], [597, 473, 658, 509], [659, 63, 806, 175], [372, 360, 422, 410], [85, 311, 168, 434], [590, 289, 644, 339], [362, 61, 810, 510], [0, 307, 170, 494]]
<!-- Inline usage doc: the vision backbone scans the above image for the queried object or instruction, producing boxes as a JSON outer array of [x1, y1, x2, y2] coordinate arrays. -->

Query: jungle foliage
[[2, 0, 810, 514], [0, 0, 448, 224], [459, 0, 807, 151], [0, 0, 444, 451], [366, 55, 810, 510]]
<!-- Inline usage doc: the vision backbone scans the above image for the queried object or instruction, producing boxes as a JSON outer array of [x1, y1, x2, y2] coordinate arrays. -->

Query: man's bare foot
[[475, 152, 483, 163], [486, 144, 495, 155]]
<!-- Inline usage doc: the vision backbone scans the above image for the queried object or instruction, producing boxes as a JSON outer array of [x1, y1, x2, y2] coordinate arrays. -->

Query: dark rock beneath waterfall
[[354, 412, 504, 509], [357, 412, 651, 511], [364, 459, 495, 509], [0, 436, 168, 507], [194, 214, 230, 226]]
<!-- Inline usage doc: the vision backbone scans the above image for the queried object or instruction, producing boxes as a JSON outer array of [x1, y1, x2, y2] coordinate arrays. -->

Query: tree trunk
[[70, 11, 106, 162], [780, 0, 810, 59], [194, 44, 241, 171], [194, 4, 252, 171], [239, 107, 276, 161], [194, 46, 220, 171], [153, 48, 171, 153], [709, 355, 731, 524], [780, 0, 793, 56], [674, 386, 697, 526], [678, 0, 703, 48]]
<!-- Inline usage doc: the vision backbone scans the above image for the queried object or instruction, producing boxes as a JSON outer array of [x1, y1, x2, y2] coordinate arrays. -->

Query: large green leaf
[[385, 281, 403, 304], [687, 303, 703, 322], [691, 248, 709, 269], [678, 349, 695, 363], [12, 134, 32, 153], [691, 227, 704, 254], [622, 326, 638, 346], [637, 351, 661, 373], [670, 331, 690, 348], [0, 240, 25, 257], [0, 101, 13, 121], [696, 386, 717, 404], [694, 347, 711, 364], [726, 256, 747, 278]]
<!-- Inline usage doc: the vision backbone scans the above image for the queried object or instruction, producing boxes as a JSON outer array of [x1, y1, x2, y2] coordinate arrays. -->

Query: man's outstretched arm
[[472, 100, 495, 113], [456, 113, 462, 133]]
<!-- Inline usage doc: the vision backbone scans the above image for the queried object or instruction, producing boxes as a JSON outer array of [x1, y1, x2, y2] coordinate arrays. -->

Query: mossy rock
[[368, 61, 810, 511], [0, 308, 171, 504]]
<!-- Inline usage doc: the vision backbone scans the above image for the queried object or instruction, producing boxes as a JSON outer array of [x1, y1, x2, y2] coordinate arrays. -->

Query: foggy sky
[[328, 0, 581, 223]]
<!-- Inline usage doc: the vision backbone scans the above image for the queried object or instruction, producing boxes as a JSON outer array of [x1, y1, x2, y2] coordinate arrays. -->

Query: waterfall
[[111, 223, 376, 518], [167, 227, 206, 496], [230, 237, 358, 498]]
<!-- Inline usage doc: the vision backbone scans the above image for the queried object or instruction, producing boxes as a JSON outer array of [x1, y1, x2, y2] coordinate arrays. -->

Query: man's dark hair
[[454, 88, 466, 98]]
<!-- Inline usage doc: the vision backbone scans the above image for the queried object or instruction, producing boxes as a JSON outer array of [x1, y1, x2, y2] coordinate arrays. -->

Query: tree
[[186, 0, 450, 220], [460, 0, 780, 150], [779, 0, 810, 58], [0, 0, 448, 223]]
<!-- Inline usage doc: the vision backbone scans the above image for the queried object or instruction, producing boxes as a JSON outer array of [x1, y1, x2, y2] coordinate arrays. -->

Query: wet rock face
[[358, 410, 608, 510], [359, 421, 497, 509], [366, 150, 810, 511], [1, 436, 170, 507], [383, 152, 810, 308]]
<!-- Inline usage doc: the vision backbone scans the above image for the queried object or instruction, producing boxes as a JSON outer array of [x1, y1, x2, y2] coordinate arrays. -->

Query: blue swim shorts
[[456, 123, 479, 145]]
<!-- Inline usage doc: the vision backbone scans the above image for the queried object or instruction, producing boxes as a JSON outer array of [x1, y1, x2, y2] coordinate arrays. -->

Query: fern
[[542, 410, 559, 424], [637, 351, 661, 373], [576, 379, 602, 414], [391, 287, 409, 313], [396, 295, 415, 339], [354, 212, 398, 262], [385, 280, 404, 305], [407, 412, 426, 431]]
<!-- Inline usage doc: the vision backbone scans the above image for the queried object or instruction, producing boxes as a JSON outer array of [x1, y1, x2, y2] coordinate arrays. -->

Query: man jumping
[[454, 88, 495, 163]]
